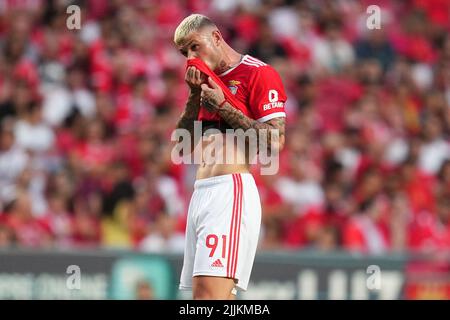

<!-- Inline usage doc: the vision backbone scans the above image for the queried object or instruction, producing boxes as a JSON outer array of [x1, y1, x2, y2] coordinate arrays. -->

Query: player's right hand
[[185, 66, 206, 93]]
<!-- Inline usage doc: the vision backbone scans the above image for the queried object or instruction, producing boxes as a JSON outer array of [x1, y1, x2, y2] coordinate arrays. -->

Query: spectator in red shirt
[[41, 192, 73, 247], [70, 195, 101, 248], [408, 196, 450, 252], [4, 191, 53, 248], [343, 196, 390, 254]]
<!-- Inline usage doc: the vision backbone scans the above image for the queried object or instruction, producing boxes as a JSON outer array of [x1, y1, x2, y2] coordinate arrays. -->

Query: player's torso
[[196, 55, 267, 180]]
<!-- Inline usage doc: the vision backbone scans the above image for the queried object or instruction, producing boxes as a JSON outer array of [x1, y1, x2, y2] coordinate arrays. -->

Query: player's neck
[[214, 48, 243, 75]]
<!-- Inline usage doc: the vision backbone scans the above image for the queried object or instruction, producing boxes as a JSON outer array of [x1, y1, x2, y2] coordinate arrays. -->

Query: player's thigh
[[192, 275, 235, 300], [192, 189, 235, 278]]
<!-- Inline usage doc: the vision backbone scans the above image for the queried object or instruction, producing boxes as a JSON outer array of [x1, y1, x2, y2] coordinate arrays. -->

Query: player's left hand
[[200, 77, 225, 113]]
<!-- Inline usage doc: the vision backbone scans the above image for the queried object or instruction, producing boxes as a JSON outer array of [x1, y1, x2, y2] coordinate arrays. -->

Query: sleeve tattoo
[[217, 102, 285, 152], [176, 91, 201, 150]]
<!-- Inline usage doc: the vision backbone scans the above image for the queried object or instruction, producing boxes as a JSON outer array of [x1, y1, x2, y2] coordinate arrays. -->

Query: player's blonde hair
[[173, 14, 216, 45]]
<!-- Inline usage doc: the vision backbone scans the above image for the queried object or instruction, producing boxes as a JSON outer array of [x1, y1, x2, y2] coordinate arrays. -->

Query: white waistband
[[194, 173, 253, 189]]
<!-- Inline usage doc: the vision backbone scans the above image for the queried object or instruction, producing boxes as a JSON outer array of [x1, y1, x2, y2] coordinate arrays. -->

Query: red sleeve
[[248, 66, 287, 122], [343, 221, 365, 252]]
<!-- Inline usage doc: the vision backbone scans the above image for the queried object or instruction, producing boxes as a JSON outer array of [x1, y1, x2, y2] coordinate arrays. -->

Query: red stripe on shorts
[[230, 174, 239, 278], [227, 174, 237, 278], [232, 174, 243, 278]]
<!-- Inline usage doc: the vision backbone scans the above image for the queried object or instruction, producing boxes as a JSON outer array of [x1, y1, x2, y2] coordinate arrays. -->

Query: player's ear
[[211, 29, 222, 46]]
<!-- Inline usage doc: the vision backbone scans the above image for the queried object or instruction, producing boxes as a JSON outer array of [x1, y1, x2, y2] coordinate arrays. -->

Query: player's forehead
[[177, 29, 208, 49]]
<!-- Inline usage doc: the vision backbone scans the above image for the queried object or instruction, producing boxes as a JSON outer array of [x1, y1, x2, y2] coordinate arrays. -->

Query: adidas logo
[[211, 259, 224, 268]]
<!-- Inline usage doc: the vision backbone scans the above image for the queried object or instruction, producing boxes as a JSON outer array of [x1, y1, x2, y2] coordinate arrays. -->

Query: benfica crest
[[228, 80, 241, 95]]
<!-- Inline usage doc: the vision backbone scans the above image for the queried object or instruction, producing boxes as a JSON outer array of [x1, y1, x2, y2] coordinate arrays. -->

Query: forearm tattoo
[[217, 102, 285, 151], [176, 91, 201, 134]]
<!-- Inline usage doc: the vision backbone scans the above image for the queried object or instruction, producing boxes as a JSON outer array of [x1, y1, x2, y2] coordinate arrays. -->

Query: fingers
[[200, 84, 211, 102], [185, 67, 205, 88], [195, 69, 201, 82], [185, 66, 194, 83], [201, 81, 224, 110], [208, 77, 219, 88]]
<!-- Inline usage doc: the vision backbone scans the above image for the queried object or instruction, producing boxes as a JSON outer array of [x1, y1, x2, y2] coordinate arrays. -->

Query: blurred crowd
[[0, 0, 449, 255]]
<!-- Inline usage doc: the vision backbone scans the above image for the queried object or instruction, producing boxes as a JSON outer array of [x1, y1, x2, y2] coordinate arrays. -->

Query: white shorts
[[179, 173, 261, 292]]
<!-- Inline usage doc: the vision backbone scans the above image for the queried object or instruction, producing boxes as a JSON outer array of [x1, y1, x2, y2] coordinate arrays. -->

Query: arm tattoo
[[217, 102, 285, 151], [176, 91, 201, 150], [176, 91, 200, 129]]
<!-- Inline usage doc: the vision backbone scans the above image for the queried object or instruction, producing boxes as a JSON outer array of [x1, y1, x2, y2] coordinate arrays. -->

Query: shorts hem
[[180, 271, 248, 291], [179, 284, 192, 291], [192, 271, 233, 281]]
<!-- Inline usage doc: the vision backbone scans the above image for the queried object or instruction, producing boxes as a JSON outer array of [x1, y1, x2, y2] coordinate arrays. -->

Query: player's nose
[[187, 51, 198, 60]]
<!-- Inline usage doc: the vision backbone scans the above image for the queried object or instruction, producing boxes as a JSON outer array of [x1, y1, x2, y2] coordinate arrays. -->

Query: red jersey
[[198, 55, 287, 123]]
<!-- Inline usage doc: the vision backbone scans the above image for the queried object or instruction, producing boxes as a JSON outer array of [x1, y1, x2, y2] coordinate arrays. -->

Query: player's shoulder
[[241, 55, 268, 68], [242, 55, 280, 77]]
